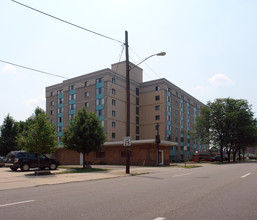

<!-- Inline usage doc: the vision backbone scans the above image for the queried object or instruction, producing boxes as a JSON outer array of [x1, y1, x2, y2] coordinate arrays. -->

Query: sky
[[1, 0, 257, 124]]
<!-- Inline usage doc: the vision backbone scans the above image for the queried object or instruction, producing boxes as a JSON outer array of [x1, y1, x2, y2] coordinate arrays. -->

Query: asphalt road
[[0, 162, 257, 220]]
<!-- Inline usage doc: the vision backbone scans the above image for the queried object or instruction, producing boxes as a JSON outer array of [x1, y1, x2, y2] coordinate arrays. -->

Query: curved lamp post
[[125, 31, 166, 173]]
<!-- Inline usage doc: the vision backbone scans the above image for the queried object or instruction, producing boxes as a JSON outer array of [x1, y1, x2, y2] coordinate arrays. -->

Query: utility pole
[[125, 30, 130, 174]]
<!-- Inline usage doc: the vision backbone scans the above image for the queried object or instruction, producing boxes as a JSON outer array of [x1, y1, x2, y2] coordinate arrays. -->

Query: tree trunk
[[238, 147, 241, 161], [220, 147, 223, 162], [83, 152, 86, 169]]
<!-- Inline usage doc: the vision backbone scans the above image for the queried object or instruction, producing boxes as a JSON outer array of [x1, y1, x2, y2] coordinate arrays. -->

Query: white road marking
[[153, 217, 166, 220], [172, 173, 192, 178], [0, 200, 35, 208], [241, 173, 251, 178]]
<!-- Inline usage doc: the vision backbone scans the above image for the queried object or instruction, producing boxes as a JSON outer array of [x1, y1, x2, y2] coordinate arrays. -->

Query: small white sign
[[123, 136, 131, 146], [184, 146, 187, 151]]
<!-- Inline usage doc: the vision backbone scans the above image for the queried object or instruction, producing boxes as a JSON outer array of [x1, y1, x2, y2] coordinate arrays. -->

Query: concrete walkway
[[0, 165, 189, 191]]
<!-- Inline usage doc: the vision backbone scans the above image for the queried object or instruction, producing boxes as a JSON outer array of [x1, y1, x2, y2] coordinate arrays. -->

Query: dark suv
[[5, 151, 59, 171]]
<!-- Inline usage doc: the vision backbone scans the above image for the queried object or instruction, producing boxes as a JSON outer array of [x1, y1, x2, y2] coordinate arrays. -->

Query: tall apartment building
[[46, 61, 207, 165]]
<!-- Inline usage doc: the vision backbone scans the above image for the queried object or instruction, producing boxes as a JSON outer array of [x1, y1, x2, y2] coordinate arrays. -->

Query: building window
[[136, 97, 139, 105], [136, 136, 140, 140], [155, 105, 160, 110], [58, 98, 63, 104], [96, 152, 105, 158], [112, 89, 116, 95], [96, 109, 104, 117], [69, 94, 76, 100], [155, 115, 160, 120], [50, 101, 54, 106], [58, 108, 63, 114], [69, 114, 74, 121], [175, 101, 178, 106], [112, 99, 116, 106], [96, 87, 104, 95], [69, 104, 76, 110], [96, 77, 104, 84], [136, 126, 139, 134], [51, 119, 54, 124], [85, 102, 89, 108], [136, 107, 139, 115], [112, 133, 116, 138], [155, 86, 160, 91], [96, 98, 104, 105], [50, 92, 54, 97], [112, 111, 116, 117], [167, 115, 171, 121], [69, 85, 74, 91], [84, 81, 89, 87], [136, 117, 139, 124], [84, 92, 89, 97], [57, 90, 63, 95], [58, 117, 62, 123], [101, 120, 104, 127], [136, 88, 139, 96], [112, 121, 116, 128], [155, 95, 160, 101], [58, 126, 63, 132], [50, 110, 54, 115], [112, 78, 116, 84]]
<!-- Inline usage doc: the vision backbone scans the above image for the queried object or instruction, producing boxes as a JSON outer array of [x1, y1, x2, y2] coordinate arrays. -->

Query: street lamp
[[125, 30, 166, 173], [155, 123, 160, 166]]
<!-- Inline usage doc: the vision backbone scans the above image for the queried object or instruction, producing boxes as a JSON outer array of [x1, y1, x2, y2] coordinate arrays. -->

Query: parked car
[[5, 151, 59, 171], [0, 156, 5, 167]]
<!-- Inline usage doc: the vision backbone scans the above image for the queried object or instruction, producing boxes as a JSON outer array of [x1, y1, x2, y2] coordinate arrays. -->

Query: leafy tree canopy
[[17, 107, 58, 155], [62, 108, 106, 168], [0, 114, 20, 156], [194, 98, 257, 161]]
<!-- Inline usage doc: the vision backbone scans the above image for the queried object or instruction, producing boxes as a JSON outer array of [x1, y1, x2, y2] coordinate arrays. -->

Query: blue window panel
[[180, 142, 184, 146], [187, 143, 190, 147], [170, 148, 175, 156], [69, 110, 76, 115], [180, 151, 184, 155], [58, 94, 63, 99], [57, 103, 63, 108], [168, 121, 172, 126], [98, 116, 104, 121], [58, 132, 63, 137], [96, 82, 104, 88], [69, 90, 76, 95], [69, 100, 76, 105], [96, 105, 104, 110], [167, 130, 171, 135], [96, 94, 104, 99], [180, 133, 184, 137], [167, 111, 171, 116], [58, 123, 63, 127], [168, 102, 171, 107], [58, 113, 63, 118]]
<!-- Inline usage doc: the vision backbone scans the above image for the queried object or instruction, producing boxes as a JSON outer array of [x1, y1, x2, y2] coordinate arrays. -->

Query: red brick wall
[[54, 144, 170, 166], [55, 148, 80, 165]]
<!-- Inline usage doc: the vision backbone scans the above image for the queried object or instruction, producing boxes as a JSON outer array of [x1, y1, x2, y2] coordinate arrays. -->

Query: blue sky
[[1, 0, 257, 123]]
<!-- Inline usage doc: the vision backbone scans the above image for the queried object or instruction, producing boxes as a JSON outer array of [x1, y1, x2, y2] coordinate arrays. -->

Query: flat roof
[[104, 139, 178, 146]]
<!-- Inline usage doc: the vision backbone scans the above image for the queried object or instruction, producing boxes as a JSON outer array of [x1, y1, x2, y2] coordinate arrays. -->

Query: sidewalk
[[0, 165, 182, 191]]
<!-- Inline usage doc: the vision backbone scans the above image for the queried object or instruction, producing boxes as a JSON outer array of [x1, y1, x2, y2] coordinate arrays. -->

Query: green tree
[[0, 114, 20, 156], [17, 107, 58, 155], [62, 108, 106, 168], [194, 98, 257, 162]]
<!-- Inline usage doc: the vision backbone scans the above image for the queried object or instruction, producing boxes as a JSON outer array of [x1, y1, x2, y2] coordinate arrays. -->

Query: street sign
[[123, 136, 131, 146]]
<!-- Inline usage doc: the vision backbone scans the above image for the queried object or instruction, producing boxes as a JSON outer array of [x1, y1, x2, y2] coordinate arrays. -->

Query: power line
[[0, 59, 68, 79], [11, 0, 123, 44]]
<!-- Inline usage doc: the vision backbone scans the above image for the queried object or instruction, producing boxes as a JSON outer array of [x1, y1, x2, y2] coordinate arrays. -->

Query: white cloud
[[23, 95, 45, 108], [208, 74, 234, 86], [2, 64, 17, 75]]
